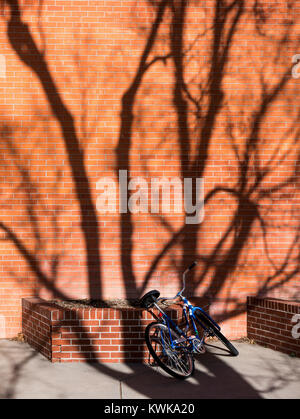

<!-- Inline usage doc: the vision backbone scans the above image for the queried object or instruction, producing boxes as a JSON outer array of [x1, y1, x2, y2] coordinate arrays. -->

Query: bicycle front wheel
[[194, 310, 239, 356], [145, 321, 194, 379]]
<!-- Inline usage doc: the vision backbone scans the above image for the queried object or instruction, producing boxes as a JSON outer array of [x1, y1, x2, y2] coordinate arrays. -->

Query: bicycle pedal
[[194, 345, 206, 354]]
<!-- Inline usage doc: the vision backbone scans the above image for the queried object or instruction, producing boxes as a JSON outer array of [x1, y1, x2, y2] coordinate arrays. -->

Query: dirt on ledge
[[50, 298, 177, 310]]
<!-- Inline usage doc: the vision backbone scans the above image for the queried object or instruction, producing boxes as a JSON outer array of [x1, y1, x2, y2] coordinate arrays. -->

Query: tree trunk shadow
[[5, 0, 102, 299]]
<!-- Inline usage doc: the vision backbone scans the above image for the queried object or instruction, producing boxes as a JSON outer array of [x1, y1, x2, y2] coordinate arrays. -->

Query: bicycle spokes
[[146, 323, 194, 378]]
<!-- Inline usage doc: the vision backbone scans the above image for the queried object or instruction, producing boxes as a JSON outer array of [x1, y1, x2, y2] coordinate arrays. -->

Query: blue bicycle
[[140, 262, 239, 379]]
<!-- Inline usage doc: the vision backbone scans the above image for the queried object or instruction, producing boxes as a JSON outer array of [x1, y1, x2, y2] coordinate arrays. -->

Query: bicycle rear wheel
[[145, 321, 194, 379], [194, 310, 239, 356]]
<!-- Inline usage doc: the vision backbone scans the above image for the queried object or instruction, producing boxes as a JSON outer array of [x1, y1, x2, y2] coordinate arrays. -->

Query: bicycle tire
[[194, 310, 239, 356], [145, 321, 194, 379]]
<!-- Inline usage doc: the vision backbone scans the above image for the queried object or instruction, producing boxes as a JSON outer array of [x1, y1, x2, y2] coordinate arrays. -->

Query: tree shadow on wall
[[141, 0, 300, 318], [2, 0, 102, 299]]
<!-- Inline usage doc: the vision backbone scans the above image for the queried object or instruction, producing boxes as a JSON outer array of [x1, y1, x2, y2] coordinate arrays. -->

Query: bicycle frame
[[146, 260, 223, 354], [143, 261, 239, 375], [150, 295, 221, 353], [181, 296, 221, 334]]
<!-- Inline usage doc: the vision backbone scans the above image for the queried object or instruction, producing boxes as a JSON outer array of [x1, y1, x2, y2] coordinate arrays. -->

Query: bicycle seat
[[139, 290, 160, 309]]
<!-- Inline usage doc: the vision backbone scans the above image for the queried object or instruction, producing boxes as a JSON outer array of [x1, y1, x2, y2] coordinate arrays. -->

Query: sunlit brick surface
[[0, 1, 300, 339]]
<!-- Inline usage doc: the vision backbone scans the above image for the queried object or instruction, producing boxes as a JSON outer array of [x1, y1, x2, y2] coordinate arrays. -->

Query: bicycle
[[139, 261, 239, 379]]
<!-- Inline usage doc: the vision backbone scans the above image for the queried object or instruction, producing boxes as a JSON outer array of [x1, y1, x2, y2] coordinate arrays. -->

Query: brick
[[1, 1, 298, 362], [247, 298, 300, 358], [22, 297, 187, 363]]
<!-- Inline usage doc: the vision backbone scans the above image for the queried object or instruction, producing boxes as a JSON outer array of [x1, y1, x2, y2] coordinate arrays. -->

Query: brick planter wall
[[247, 297, 300, 357], [22, 297, 182, 363]]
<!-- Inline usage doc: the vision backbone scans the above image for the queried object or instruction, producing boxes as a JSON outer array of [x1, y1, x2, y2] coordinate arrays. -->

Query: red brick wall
[[22, 298, 53, 360], [247, 297, 300, 357], [0, 1, 300, 339], [22, 297, 182, 362]]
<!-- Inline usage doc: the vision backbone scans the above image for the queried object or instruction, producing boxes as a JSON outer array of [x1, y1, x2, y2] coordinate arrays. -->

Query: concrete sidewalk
[[0, 339, 299, 399]]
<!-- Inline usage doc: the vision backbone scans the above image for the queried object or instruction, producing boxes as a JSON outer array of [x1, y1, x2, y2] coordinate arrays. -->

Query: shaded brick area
[[22, 298, 54, 360], [22, 297, 182, 363], [247, 297, 300, 358]]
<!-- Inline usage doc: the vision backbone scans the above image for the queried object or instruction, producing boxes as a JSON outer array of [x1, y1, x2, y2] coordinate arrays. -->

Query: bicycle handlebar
[[157, 261, 198, 302], [187, 261, 197, 271]]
